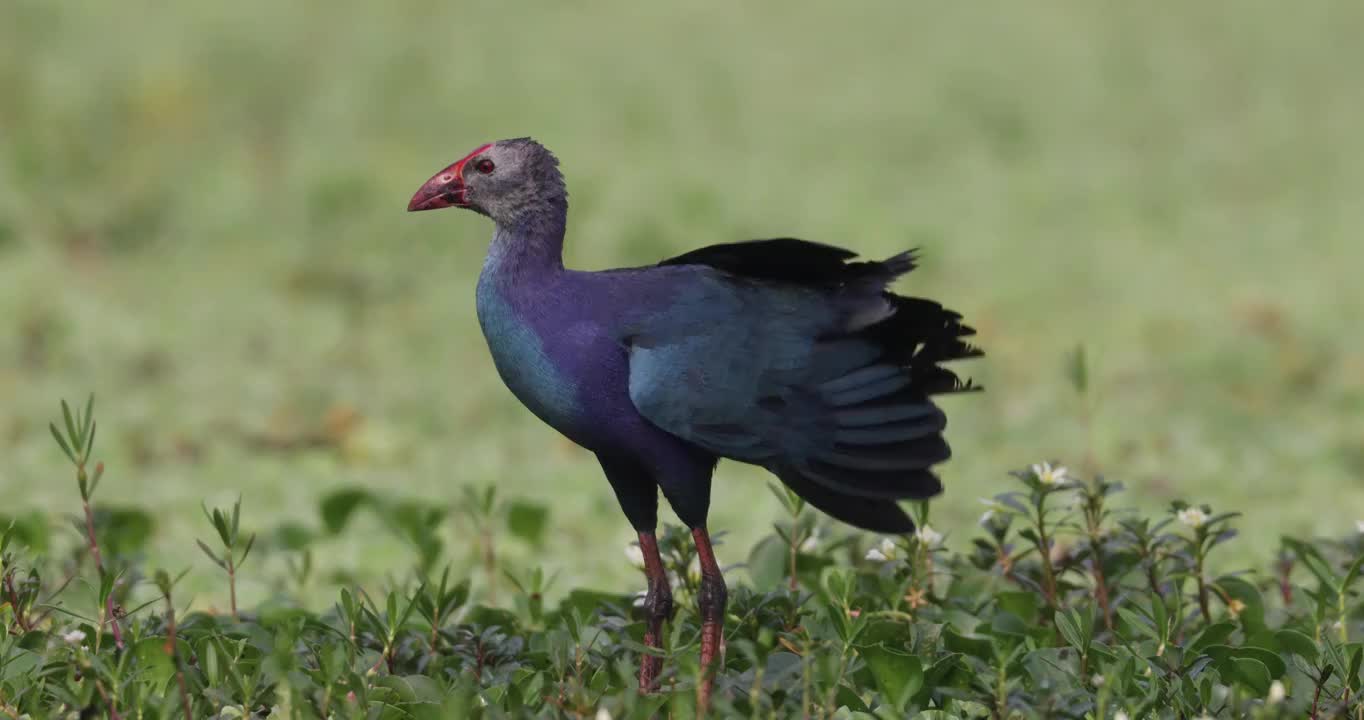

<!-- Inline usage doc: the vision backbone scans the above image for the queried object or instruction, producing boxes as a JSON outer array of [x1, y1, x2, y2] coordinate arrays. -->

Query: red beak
[[407, 143, 493, 212]]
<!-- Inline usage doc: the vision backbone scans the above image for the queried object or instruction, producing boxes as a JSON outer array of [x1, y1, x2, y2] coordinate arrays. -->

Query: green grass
[[3, 0, 1364, 608]]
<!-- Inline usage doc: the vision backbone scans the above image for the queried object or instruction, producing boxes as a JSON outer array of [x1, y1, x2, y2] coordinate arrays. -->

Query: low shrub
[[1, 399, 1361, 718]]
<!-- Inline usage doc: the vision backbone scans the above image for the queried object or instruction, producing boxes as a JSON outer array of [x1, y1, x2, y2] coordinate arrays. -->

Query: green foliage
[[4, 403, 1364, 717], [4, 1, 1364, 603]]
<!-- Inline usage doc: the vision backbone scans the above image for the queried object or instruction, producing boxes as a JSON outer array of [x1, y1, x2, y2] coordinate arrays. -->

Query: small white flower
[[1090, 674, 1104, 687], [1267, 679, 1285, 704], [1177, 507, 1208, 529], [1355, 520, 1364, 534], [632, 590, 648, 609], [978, 498, 1005, 527], [62, 629, 86, 645], [1031, 462, 1071, 487], [799, 533, 819, 553], [915, 525, 943, 548], [1114, 712, 1130, 720], [595, 708, 613, 720], [864, 537, 898, 562], [624, 543, 645, 569]]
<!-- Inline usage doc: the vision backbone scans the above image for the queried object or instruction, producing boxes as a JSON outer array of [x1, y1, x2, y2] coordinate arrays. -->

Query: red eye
[[474, 158, 495, 174]]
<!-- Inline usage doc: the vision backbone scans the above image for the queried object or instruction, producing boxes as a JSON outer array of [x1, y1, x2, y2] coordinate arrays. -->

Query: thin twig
[[227, 553, 238, 620], [82, 486, 123, 649], [2, 572, 30, 632], [162, 586, 194, 720], [93, 678, 122, 720], [1194, 548, 1211, 627], [1090, 555, 1114, 632]]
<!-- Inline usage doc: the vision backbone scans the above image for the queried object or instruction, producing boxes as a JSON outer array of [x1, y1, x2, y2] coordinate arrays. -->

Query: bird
[[407, 137, 981, 706]]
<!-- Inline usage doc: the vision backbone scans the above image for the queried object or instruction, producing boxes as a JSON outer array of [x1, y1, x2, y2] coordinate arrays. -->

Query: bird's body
[[409, 138, 981, 704]]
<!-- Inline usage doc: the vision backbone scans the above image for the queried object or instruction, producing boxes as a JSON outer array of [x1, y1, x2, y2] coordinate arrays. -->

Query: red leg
[[691, 527, 728, 711], [636, 531, 673, 693]]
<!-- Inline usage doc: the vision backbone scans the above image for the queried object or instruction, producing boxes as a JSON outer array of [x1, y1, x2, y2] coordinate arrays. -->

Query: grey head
[[407, 137, 567, 227]]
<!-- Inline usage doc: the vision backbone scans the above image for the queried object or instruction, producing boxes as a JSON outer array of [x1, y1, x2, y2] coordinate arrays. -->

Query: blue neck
[[485, 201, 567, 279]]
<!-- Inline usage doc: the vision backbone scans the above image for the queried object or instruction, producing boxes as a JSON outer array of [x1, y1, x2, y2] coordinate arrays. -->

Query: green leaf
[[942, 626, 993, 662], [197, 539, 226, 569], [131, 636, 180, 690], [1189, 622, 1236, 654], [60, 399, 79, 455], [746, 534, 788, 589], [373, 674, 418, 702], [339, 587, 357, 620], [1349, 645, 1363, 693], [506, 500, 549, 547], [1067, 344, 1088, 394], [1341, 552, 1364, 594], [1204, 644, 1287, 682], [95, 507, 155, 558], [1215, 575, 1266, 630], [1229, 657, 1271, 695], [1151, 591, 1170, 642], [1282, 537, 1340, 588], [1275, 629, 1319, 661], [49, 423, 75, 464], [271, 522, 315, 551], [81, 395, 95, 454], [857, 617, 914, 648], [238, 532, 256, 566], [989, 611, 1028, 641], [996, 591, 1040, 623], [320, 488, 373, 534], [1234, 646, 1287, 679], [1117, 607, 1160, 642], [1054, 608, 1090, 653], [0, 514, 49, 553], [86, 461, 102, 497]]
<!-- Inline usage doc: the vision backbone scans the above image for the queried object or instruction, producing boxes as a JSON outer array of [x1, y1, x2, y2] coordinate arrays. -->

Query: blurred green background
[[2, 0, 1363, 607]]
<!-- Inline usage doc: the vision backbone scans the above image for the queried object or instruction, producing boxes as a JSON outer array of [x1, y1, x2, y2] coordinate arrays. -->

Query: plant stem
[[818, 643, 852, 717], [1194, 544, 1211, 627], [82, 493, 123, 649], [227, 553, 238, 620], [481, 526, 497, 601], [93, 678, 122, 720], [995, 661, 1009, 719], [1277, 556, 1294, 606], [1088, 535, 1114, 632], [1035, 511, 1059, 612], [788, 533, 799, 591], [1339, 591, 1349, 643], [1145, 555, 1163, 599], [2, 572, 30, 632], [162, 588, 193, 720]]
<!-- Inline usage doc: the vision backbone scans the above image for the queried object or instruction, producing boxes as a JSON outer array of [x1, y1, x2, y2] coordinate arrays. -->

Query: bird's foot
[[636, 531, 673, 694], [692, 527, 729, 714]]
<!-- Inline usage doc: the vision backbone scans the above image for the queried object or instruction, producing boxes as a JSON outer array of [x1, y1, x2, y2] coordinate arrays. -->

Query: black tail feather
[[769, 463, 918, 534], [803, 460, 945, 500]]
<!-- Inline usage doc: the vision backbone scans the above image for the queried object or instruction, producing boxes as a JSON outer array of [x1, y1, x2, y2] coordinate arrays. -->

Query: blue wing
[[625, 239, 980, 533]]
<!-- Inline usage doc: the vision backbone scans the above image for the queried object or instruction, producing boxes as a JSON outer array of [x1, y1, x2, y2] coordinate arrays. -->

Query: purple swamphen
[[408, 138, 981, 705]]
